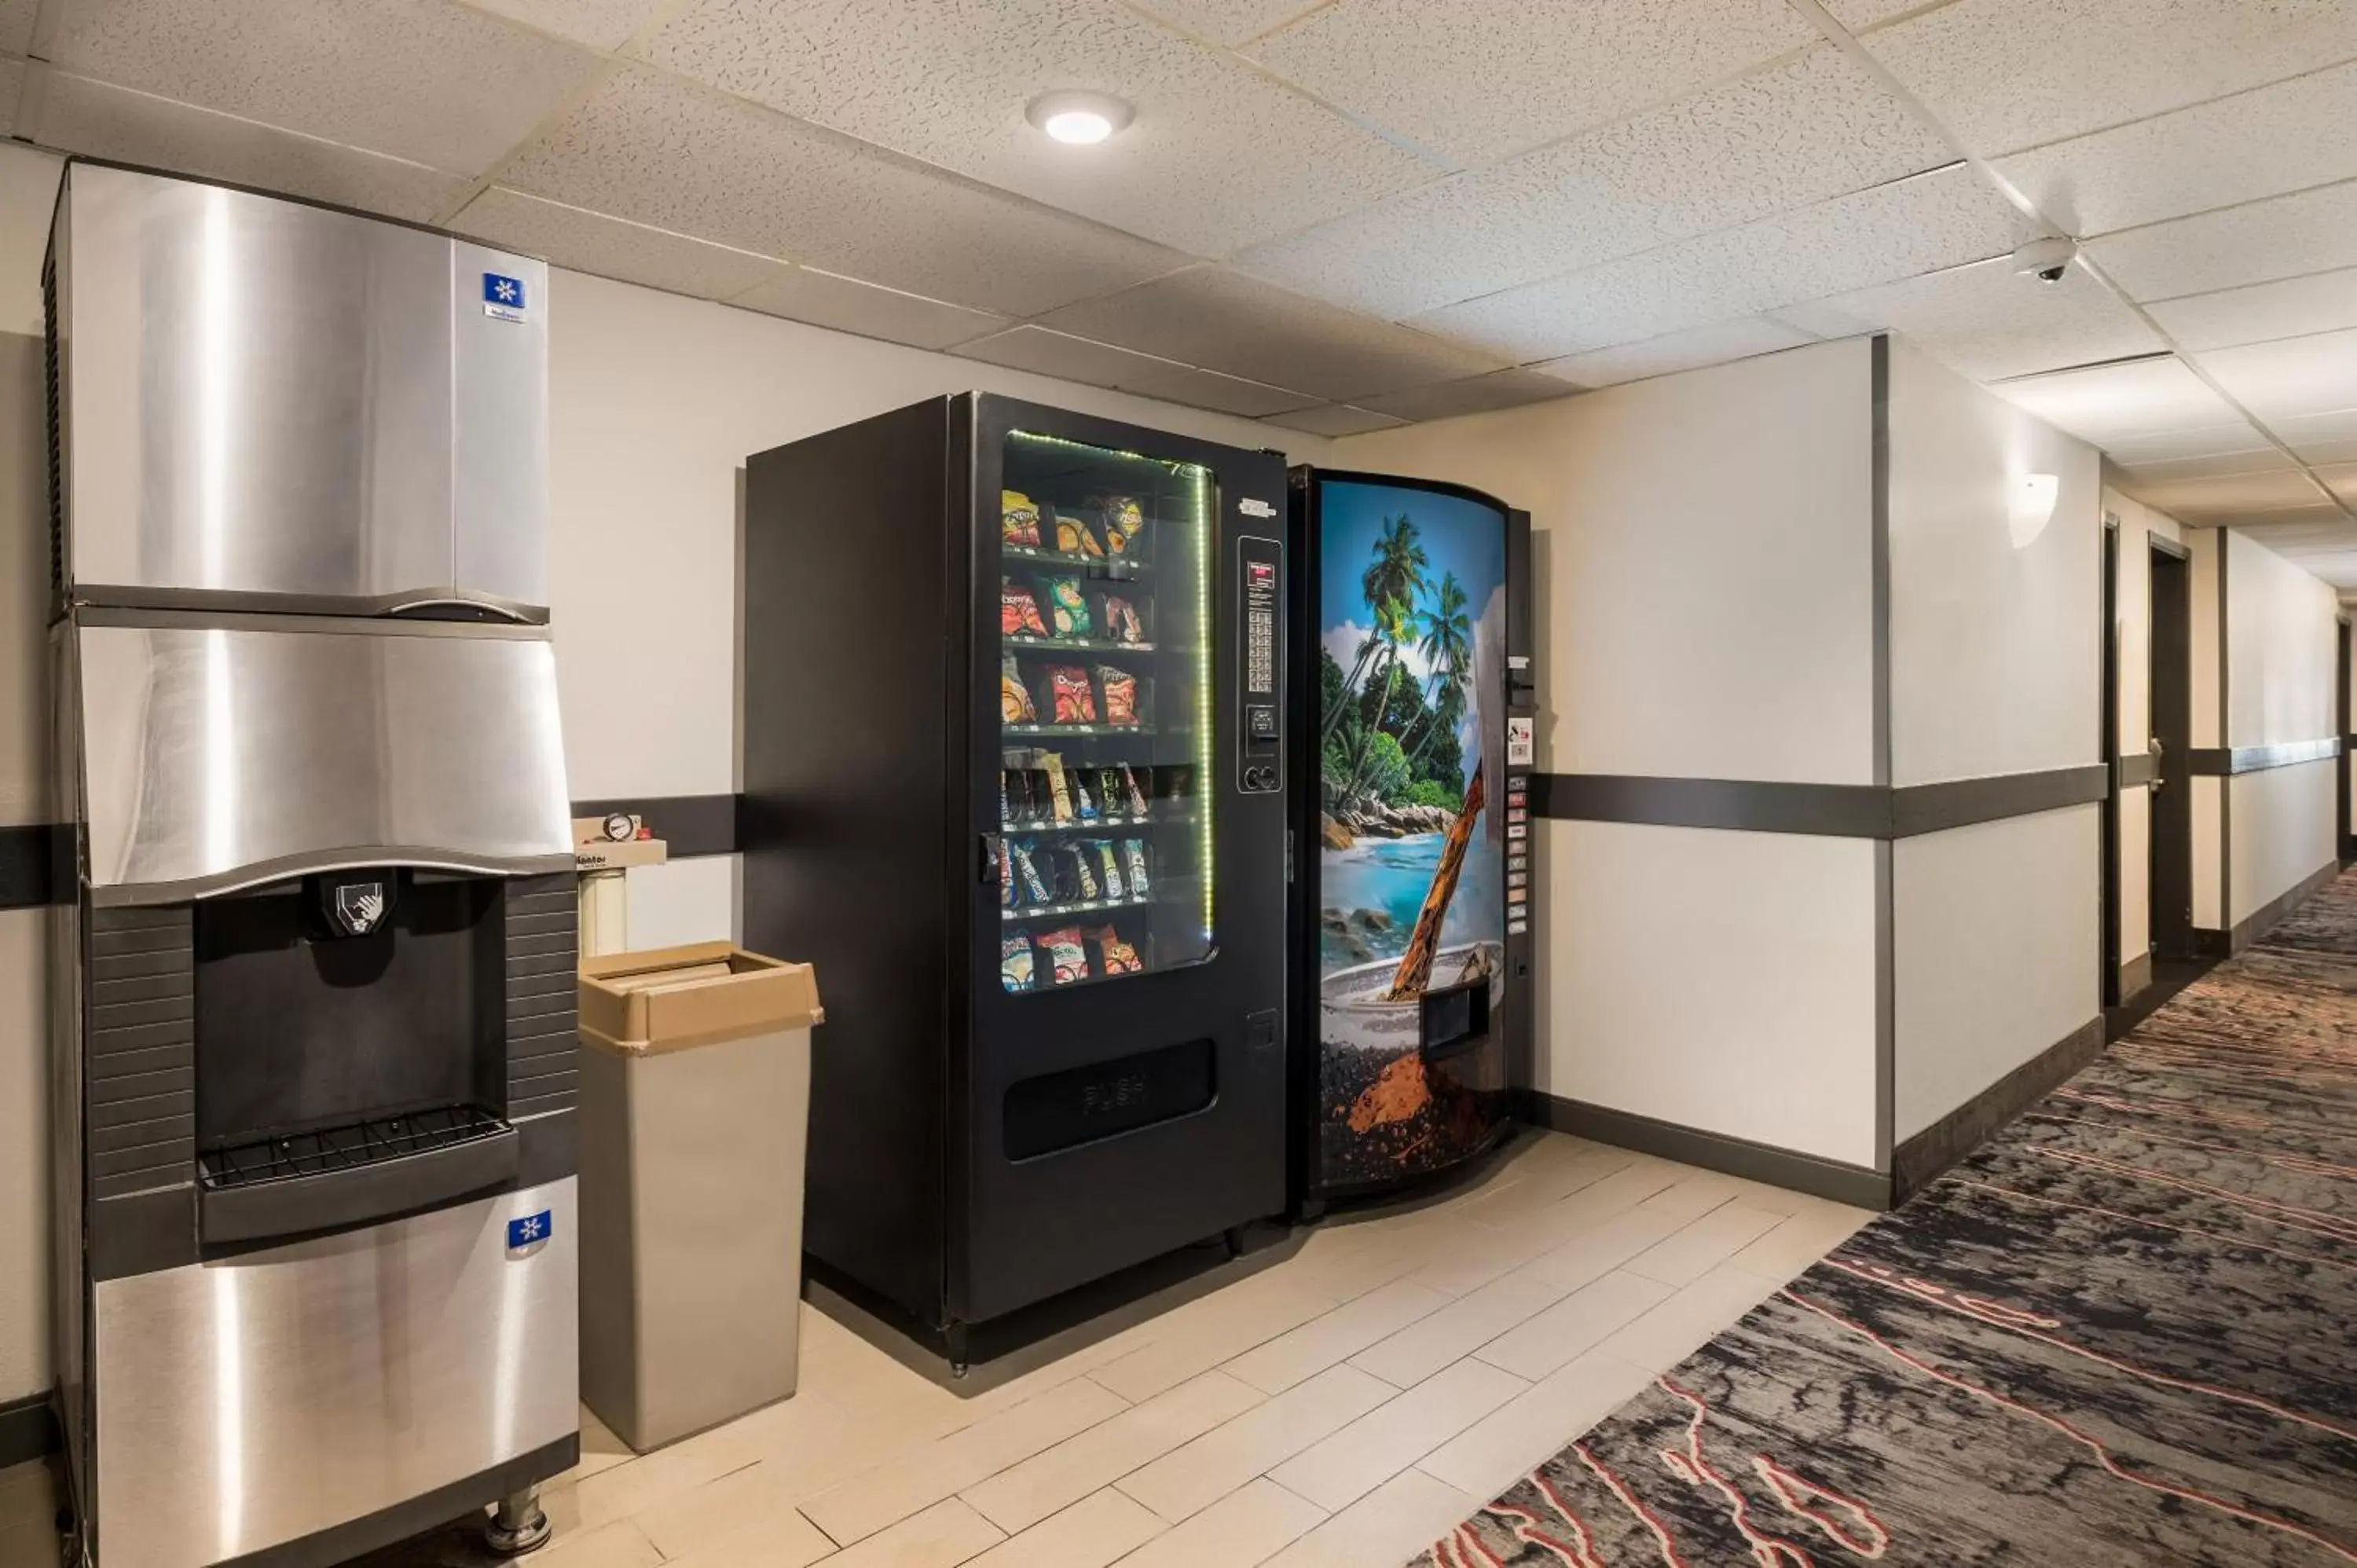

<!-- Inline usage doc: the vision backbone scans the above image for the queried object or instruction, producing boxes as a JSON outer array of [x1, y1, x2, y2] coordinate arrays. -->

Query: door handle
[[2150, 736, 2164, 791]]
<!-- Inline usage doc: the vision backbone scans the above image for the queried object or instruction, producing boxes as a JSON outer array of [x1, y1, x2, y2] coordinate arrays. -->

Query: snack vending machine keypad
[[1237, 538, 1283, 794]]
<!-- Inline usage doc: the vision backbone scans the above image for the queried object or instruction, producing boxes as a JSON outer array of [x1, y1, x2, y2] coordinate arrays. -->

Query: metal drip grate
[[200, 1105, 509, 1190]]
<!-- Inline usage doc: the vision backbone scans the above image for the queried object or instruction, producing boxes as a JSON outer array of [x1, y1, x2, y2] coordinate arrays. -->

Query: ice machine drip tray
[[196, 1105, 519, 1245]]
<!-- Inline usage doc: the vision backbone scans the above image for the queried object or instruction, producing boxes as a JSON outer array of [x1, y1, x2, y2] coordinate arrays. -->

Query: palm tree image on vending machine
[[1314, 481, 1509, 1186]]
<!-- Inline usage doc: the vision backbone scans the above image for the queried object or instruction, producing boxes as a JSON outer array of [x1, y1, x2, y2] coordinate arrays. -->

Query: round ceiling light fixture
[[1027, 90, 1134, 145]]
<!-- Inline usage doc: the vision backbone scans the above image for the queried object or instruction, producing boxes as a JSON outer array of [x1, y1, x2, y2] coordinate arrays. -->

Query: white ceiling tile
[[1, 0, 33, 53], [634, 0, 1431, 258], [2087, 177, 2357, 303], [729, 267, 1010, 351], [2315, 463, 2357, 503], [1821, 0, 1937, 27], [2146, 268, 2357, 352], [1233, 45, 1950, 321], [2268, 408, 2357, 465], [2102, 420, 2280, 464], [1992, 356, 2242, 445], [32, 71, 471, 222], [2110, 447, 2295, 484], [499, 65, 1190, 317], [1533, 316, 1814, 389], [453, 187, 789, 299], [1995, 62, 2357, 240], [1131, 0, 1321, 46], [2256, 544, 2357, 586], [2194, 328, 2357, 425], [1032, 266, 1503, 401], [0, 55, 20, 125], [1247, 0, 1814, 167], [1859, 0, 2357, 157], [1771, 255, 2164, 381], [1409, 164, 2034, 362], [1354, 368, 1574, 423], [2120, 467, 2330, 517], [2227, 507, 2357, 542], [460, 0, 676, 50], [953, 325, 1317, 417], [1260, 404, 1413, 437], [46, 0, 605, 174]]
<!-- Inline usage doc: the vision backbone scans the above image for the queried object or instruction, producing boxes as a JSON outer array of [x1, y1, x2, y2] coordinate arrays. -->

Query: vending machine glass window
[[994, 432, 1215, 992]]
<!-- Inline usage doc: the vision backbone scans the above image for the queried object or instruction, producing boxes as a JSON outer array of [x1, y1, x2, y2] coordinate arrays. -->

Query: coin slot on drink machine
[[1237, 538, 1284, 794]]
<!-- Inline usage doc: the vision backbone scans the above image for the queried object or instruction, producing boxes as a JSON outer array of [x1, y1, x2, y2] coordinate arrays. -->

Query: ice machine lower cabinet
[[90, 1180, 578, 1568], [1300, 474, 1517, 1199]]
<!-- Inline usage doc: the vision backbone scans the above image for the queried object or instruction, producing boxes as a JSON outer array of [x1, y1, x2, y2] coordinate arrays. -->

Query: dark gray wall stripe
[[571, 794, 739, 858], [1529, 765, 2107, 840], [2114, 751, 2157, 788], [1890, 765, 2110, 836], [0, 1390, 58, 1467], [1527, 774, 1889, 837], [2187, 738, 2342, 775], [1519, 1091, 1892, 1211]]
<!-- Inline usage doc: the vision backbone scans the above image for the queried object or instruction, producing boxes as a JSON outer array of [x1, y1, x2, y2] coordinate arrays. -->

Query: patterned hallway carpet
[[1416, 870, 2357, 1566]]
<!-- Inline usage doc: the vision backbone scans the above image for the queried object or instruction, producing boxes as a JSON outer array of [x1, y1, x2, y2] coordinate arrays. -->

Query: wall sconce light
[[2009, 472, 2058, 548]]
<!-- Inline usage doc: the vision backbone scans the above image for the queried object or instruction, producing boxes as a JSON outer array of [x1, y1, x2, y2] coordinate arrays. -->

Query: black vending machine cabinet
[[1288, 469, 1535, 1212], [742, 395, 1292, 1358]]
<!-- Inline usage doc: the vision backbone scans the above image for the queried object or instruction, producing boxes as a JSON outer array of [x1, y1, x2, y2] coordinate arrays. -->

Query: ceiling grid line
[[1780, 0, 2357, 537]]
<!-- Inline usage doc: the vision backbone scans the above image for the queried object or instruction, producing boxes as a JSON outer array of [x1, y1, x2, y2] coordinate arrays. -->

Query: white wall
[[1892, 807, 2097, 1141], [2226, 528, 2337, 749], [1885, 342, 2101, 787], [1338, 340, 1882, 1167], [2223, 529, 2340, 925], [1883, 345, 2102, 1145], [1336, 340, 1879, 785], [0, 138, 1331, 1405], [1542, 822, 1879, 1167]]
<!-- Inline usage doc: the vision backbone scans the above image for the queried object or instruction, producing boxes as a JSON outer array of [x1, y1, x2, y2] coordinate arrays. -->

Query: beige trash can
[[576, 941, 823, 1452]]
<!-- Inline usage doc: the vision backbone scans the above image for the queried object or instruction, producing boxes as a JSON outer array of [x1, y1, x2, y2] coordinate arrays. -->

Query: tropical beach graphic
[[1316, 481, 1508, 1186]]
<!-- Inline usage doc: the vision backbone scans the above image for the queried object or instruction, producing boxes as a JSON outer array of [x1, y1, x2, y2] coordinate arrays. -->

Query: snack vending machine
[[742, 395, 1291, 1365], [1288, 470, 1534, 1212]]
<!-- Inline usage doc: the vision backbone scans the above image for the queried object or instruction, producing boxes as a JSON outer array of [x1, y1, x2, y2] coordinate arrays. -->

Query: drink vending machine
[[1287, 470, 1536, 1213]]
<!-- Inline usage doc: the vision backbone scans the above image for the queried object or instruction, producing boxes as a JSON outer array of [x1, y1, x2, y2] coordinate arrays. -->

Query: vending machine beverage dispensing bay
[[742, 396, 1291, 1364], [1288, 470, 1535, 1212]]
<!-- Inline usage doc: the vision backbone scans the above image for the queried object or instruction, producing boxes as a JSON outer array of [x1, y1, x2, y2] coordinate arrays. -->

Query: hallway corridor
[[1419, 870, 2357, 1566]]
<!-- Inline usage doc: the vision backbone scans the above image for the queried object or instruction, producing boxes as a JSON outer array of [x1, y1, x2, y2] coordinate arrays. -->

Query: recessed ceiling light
[[1027, 90, 1133, 145]]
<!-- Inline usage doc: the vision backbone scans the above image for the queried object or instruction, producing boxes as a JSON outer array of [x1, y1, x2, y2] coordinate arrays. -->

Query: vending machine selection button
[[1507, 886, 1528, 904], [1508, 918, 1528, 935]]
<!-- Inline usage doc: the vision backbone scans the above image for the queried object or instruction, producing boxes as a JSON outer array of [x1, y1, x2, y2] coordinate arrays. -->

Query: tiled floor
[[0, 1130, 1871, 1568]]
